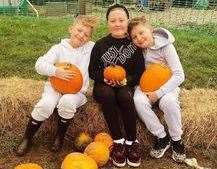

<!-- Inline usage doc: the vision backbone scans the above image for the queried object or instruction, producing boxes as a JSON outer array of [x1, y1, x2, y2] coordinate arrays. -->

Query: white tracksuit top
[[35, 38, 95, 93], [145, 28, 185, 98]]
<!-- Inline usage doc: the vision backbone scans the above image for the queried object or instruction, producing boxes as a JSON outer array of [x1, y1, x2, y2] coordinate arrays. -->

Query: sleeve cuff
[[156, 89, 165, 99]]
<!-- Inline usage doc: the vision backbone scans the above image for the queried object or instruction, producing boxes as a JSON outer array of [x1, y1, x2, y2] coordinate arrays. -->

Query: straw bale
[[0, 77, 216, 149]]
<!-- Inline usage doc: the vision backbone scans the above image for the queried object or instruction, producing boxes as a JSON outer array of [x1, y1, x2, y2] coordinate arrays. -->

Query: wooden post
[[78, 0, 86, 15]]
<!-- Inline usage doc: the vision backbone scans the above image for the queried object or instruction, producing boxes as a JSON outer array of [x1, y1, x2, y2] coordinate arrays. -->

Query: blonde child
[[15, 15, 98, 156], [128, 16, 186, 162]]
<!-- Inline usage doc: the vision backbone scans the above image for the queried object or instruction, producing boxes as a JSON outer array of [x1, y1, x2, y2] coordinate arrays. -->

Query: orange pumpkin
[[84, 142, 110, 167], [140, 63, 172, 92], [15, 163, 43, 169], [94, 132, 113, 150], [50, 63, 83, 94], [74, 132, 93, 152], [103, 65, 126, 81], [61, 152, 98, 169]]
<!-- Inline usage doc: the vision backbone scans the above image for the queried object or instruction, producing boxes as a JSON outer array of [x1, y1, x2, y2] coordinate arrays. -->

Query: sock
[[113, 138, 125, 144]]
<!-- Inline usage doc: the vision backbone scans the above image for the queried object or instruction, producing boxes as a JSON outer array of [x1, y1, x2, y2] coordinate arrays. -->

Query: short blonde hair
[[70, 15, 99, 34], [128, 16, 153, 36]]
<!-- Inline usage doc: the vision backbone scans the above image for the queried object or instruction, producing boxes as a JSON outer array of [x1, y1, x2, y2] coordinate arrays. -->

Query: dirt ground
[[0, 133, 216, 169]]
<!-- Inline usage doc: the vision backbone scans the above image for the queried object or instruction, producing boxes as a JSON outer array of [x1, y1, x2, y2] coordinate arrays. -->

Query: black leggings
[[93, 83, 137, 141]]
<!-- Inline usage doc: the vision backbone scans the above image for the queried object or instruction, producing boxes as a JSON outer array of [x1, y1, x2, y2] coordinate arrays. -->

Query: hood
[[60, 38, 73, 49], [150, 28, 175, 50]]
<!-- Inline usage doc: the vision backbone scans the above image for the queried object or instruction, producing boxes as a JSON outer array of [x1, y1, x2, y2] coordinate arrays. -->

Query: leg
[[93, 83, 126, 167], [134, 86, 170, 159], [159, 88, 185, 162], [16, 82, 61, 156], [158, 88, 182, 141], [51, 93, 87, 152], [116, 86, 142, 167], [116, 86, 137, 141], [134, 86, 166, 138], [93, 83, 123, 140]]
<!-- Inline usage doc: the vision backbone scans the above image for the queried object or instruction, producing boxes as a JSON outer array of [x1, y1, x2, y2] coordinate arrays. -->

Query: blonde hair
[[70, 15, 99, 34], [128, 16, 153, 36]]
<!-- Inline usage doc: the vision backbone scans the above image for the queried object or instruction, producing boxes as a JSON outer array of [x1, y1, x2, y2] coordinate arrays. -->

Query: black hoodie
[[88, 34, 145, 87]]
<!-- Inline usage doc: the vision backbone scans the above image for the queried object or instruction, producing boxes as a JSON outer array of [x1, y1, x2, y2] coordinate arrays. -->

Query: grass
[[0, 16, 217, 89]]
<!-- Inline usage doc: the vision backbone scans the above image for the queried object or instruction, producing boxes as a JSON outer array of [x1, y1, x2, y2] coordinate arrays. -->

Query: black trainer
[[110, 143, 126, 167], [150, 135, 170, 158], [126, 142, 142, 167], [171, 140, 186, 162]]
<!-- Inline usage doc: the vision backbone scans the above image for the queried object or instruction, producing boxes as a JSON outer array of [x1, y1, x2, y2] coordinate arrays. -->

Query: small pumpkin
[[14, 163, 43, 169], [50, 62, 83, 94], [74, 132, 93, 152], [84, 142, 110, 167], [94, 132, 113, 150], [140, 63, 172, 92], [103, 65, 126, 82], [61, 152, 98, 169]]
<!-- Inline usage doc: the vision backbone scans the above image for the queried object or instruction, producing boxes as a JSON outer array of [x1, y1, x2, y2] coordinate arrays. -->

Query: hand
[[104, 79, 117, 87], [145, 92, 158, 104], [104, 78, 127, 87], [55, 67, 77, 81]]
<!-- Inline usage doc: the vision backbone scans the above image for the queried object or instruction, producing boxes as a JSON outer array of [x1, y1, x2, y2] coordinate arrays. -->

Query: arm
[[88, 43, 104, 83], [155, 44, 185, 98], [127, 49, 145, 87], [80, 42, 95, 93], [35, 45, 59, 77]]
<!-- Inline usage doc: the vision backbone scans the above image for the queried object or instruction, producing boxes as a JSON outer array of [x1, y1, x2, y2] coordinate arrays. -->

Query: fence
[[0, 0, 216, 25]]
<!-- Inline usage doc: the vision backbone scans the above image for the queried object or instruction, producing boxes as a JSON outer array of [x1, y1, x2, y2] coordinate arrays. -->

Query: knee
[[116, 88, 133, 104], [93, 84, 115, 103], [57, 96, 76, 119], [159, 96, 179, 111], [32, 102, 56, 121]]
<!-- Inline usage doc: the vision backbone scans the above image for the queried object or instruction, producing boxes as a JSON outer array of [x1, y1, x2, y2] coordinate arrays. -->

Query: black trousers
[[93, 83, 137, 141]]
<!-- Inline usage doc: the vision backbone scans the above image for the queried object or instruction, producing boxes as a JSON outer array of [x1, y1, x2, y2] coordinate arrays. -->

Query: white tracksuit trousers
[[134, 86, 183, 141], [31, 82, 87, 121]]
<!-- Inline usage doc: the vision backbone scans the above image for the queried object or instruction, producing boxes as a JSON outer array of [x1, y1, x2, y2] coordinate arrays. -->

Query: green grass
[[0, 16, 217, 89]]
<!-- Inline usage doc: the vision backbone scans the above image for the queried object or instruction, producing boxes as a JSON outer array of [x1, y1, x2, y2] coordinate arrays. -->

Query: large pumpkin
[[84, 142, 110, 167], [50, 63, 83, 94], [140, 63, 172, 92], [14, 163, 43, 169], [103, 65, 126, 81], [94, 132, 113, 150], [61, 152, 98, 169], [74, 132, 93, 152]]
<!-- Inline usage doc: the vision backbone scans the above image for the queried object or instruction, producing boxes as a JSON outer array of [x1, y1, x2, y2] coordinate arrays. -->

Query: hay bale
[[0, 77, 216, 149]]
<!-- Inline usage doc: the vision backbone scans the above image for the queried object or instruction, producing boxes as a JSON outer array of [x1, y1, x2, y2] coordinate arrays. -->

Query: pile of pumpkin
[[14, 132, 113, 169]]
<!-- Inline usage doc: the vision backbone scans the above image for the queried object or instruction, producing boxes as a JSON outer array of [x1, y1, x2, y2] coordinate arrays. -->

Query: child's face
[[130, 23, 154, 48], [107, 8, 128, 39], [69, 23, 92, 48]]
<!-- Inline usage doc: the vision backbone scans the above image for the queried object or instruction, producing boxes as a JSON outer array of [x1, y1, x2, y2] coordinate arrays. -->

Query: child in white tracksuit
[[15, 15, 98, 156], [128, 16, 186, 162]]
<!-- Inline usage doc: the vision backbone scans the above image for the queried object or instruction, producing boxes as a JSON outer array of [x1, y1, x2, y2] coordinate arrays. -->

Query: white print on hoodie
[[35, 38, 95, 93], [144, 28, 185, 98]]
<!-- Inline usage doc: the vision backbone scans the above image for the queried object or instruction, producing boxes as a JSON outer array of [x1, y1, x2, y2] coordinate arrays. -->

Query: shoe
[[126, 142, 142, 167], [51, 116, 70, 152], [171, 140, 186, 162], [110, 143, 126, 167], [15, 118, 42, 156], [150, 135, 170, 158]]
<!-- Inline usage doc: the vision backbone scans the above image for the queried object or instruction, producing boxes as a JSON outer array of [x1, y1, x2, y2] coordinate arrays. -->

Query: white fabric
[[144, 28, 185, 98], [134, 86, 183, 141], [31, 82, 87, 121], [31, 39, 94, 121], [35, 39, 95, 93]]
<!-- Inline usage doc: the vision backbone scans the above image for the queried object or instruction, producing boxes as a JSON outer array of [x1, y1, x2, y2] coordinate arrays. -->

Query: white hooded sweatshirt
[[35, 38, 95, 93], [145, 28, 185, 98]]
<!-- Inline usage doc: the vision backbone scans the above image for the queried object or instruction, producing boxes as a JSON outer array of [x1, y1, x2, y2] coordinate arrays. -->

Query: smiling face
[[107, 8, 129, 39], [130, 23, 154, 48], [69, 23, 92, 48]]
